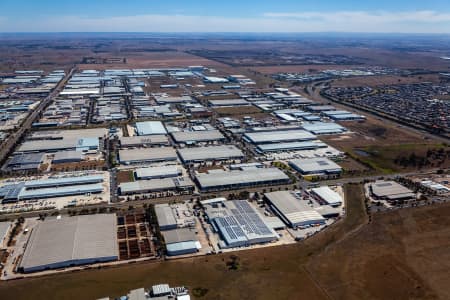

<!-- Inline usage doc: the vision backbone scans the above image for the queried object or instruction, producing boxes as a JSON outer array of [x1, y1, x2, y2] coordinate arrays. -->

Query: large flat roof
[[302, 122, 347, 135], [154, 204, 177, 229], [18, 128, 107, 153], [162, 228, 197, 244], [264, 191, 325, 227], [134, 166, 182, 179], [244, 130, 316, 144], [18, 183, 104, 200], [370, 181, 415, 199], [119, 177, 194, 194], [171, 130, 225, 143], [311, 186, 343, 205], [119, 135, 169, 147], [195, 168, 289, 190], [204, 200, 278, 247], [20, 214, 118, 272], [119, 147, 177, 164], [177, 145, 244, 162], [208, 99, 250, 106], [135, 121, 167, 136], [289, 157, 342, 174], [257, 141, 326, 153]]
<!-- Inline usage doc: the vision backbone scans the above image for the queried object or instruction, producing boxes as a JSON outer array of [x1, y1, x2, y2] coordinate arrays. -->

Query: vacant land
[[307, 202, 450, 300], [347, 143, 450, 173], [116, 170, 135, 184], [251, 64, 363, 74]]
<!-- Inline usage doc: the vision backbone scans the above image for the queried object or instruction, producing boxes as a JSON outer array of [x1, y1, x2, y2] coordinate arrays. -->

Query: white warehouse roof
[[20, 214, 118, 273], [311, 186, 343, 206], [177, 145, 244, 162], [264, 191, 325, 227], [135, 121, 167, 136]]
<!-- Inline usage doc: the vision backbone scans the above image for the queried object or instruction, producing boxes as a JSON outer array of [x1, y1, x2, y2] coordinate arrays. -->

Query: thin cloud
[[263, 10, 450, 23], [1, 11, 450, 33]]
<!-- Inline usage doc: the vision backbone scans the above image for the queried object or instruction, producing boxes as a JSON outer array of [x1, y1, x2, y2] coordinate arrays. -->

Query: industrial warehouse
[[264, 191, 326, 227], [289, 157, 343, 177], [119, 177, 194, 195], [119, 147, 178, 165], [16, 128, 107, 153], [19, 214, 118, 273], [170, 130, 226, 144], [119, 135, 169, 148], [244, 130, 316, 144], [203, 199, 278, 248], [369, 181, 416, 201], [0, 174, 106, 203], [134, 166, 183, 180], [195, 167, 290, 192], [177, 145, 244, 163], [162, 228, 201, 256], [135, 121, 167, 136]]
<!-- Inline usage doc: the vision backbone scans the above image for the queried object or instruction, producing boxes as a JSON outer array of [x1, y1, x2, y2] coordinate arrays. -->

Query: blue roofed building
[[76, 137, 99, 151]]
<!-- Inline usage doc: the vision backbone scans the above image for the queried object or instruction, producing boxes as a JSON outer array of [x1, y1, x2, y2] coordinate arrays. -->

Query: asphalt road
[[0, 67, 76, 166]]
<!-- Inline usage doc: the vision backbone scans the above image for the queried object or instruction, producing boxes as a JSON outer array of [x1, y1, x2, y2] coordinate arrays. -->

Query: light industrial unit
[[119, 177, 194, 195], [134, 166, 182, 180], [243, 130, 316, 144], [170, 130, 225, 144], [256, 141, 327, 153], [161, 228, 200, 256], [370, 181, 416, 201], [204, 199, 278, 248], [310, 186, 343, 207], [177, 145, 244, 163], [264, 191, 326, 227], [154, 204, 178, 231], [0, 174, 105, 203], [289, 157, 342, 176], [195, 168, 290, 192], [302, 122, 347, 135], [135, 121, 167, 136], [118, 147, 178, 165], [119, 135, 169, 148]]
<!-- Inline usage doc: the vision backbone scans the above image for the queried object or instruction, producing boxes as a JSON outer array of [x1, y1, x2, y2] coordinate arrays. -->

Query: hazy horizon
[[1, 0, 450, 33]]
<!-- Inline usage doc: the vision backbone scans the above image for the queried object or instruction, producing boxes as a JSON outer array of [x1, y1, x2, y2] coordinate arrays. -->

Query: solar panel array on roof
[[205, 200, 278, 248]]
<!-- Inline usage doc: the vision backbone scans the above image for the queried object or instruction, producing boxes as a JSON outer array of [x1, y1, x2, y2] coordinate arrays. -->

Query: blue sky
[[1, 0, 450, 33]]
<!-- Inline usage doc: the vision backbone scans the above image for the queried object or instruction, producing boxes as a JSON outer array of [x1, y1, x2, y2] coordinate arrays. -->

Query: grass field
[[347, 143, 450, 174], [306, 201, 450, 300]]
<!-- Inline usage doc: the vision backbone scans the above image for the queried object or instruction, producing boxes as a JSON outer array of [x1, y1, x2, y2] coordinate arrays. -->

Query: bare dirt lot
[[307, 203, 450, 300], [250, 64, 363, 74], [79, 51, 227, 70]]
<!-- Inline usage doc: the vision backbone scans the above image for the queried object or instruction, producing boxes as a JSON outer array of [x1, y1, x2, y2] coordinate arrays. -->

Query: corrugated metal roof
[[135, 121, 167, 136], [178, 145, 244, 162], [311, 186, 343, 205], [20, 214, 118, 272]]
